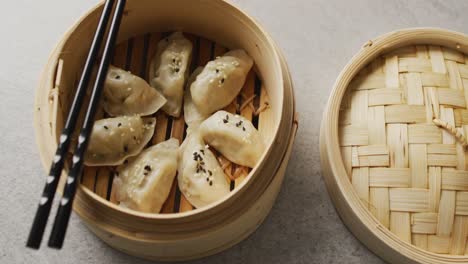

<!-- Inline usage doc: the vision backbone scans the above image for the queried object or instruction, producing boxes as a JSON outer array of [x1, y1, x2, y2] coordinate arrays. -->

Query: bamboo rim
[[320, 28, 468, 264]]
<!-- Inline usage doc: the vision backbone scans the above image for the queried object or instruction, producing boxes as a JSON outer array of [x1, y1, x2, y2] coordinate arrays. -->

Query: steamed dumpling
[[149, 32, 193, 117], [103, 65, 166, 116], [190, 50, 253, 115], [84, 116, 156, 166], [178, 129, 230, 208], [199, 111, 264, 168], [183, 67, 209, 127], [113, 138, 179, 213]]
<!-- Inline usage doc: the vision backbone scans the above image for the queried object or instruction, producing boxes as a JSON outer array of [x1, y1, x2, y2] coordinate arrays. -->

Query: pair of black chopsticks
[[27, 0, 126, 249]]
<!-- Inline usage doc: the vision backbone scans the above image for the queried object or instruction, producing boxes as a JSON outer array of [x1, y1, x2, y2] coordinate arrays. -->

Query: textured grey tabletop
[[2, 0, 468, 263]]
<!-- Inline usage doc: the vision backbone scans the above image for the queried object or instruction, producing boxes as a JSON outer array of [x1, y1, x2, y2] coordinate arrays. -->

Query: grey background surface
[[2, 0, 468, 263]]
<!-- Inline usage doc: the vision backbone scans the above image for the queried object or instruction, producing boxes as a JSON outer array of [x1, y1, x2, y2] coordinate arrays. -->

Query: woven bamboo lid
[[340, 42, 468, 254], [321, 28, 468, 263]]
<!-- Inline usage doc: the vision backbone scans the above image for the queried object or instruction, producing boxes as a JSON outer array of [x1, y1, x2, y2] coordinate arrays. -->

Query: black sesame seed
[[216, 69, 219, 73], [223, 119, 228, 124], [172, 59, 176, 63], [118, 123, 122, 127], [242, 127, 246, 131], [175, 68, 180, 73], [133, 136, 137, 140], [123, 145, 128, 153], [200, 149, 205, 155], [144, 165, 151, 171], [209, 181, 213, 186], [115, 75, 121, 80], [104, 125, 109, 130], [226, 115, 229, 120], [200, 162, 205, 166], [221, 78, 225, 83], [206, 178, 209, 182], [144, 172, 148, 176], [208, 170, 212, 176]]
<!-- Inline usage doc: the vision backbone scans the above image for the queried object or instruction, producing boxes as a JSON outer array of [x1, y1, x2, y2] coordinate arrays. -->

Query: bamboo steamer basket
[[33, 0, 297, 261], [320, 28, 468, 264]]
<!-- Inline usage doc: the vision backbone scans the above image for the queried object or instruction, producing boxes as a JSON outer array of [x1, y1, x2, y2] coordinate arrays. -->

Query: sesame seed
[[123, 145, 128, 153], [209, 181, 213, 186], [115, 75, 121, 80], [223, 119, 228, 124], [144, 165, 151, 171], [118, 123, 122, 127], [104, 126, 108, 130]]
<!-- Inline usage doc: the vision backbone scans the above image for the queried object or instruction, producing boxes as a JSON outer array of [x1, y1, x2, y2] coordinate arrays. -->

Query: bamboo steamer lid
[[321, 28, 468, 263], [33, 0, 298, 261]]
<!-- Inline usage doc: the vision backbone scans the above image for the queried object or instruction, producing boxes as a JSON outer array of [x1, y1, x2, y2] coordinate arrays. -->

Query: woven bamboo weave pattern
[[339, 45, 468, 255]]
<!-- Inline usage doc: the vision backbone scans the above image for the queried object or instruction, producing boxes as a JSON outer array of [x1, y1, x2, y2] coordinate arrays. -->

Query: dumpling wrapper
[[199, 111, 265, 168], [103, 65, 167, 116], [149, 32, 193, 117], [113, 138, 179, 213], [183, 67, 209, 127], [84, 116, 156, 166], [190, 49, 253, 116], [178, 129, 230, 209]]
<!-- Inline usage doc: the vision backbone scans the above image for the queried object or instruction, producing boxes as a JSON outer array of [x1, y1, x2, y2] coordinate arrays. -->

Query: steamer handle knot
[[433, 118, 468, 148]]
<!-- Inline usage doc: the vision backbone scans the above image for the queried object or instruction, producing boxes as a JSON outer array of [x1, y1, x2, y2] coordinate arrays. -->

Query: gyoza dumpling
[[103, 65, 166, 116], [190, 50, 253, 116], [178, 129, 230, 208], [184, 67, 209, 127], [113, 138, 179, 213], [84, 116, 156, 166], [199, 111, 264, 168], [149, 32, 193, 117]]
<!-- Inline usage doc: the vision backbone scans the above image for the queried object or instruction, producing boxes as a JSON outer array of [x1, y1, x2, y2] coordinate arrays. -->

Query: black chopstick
[[47, 0, 127, 249], [26, 0, 116, 249]]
